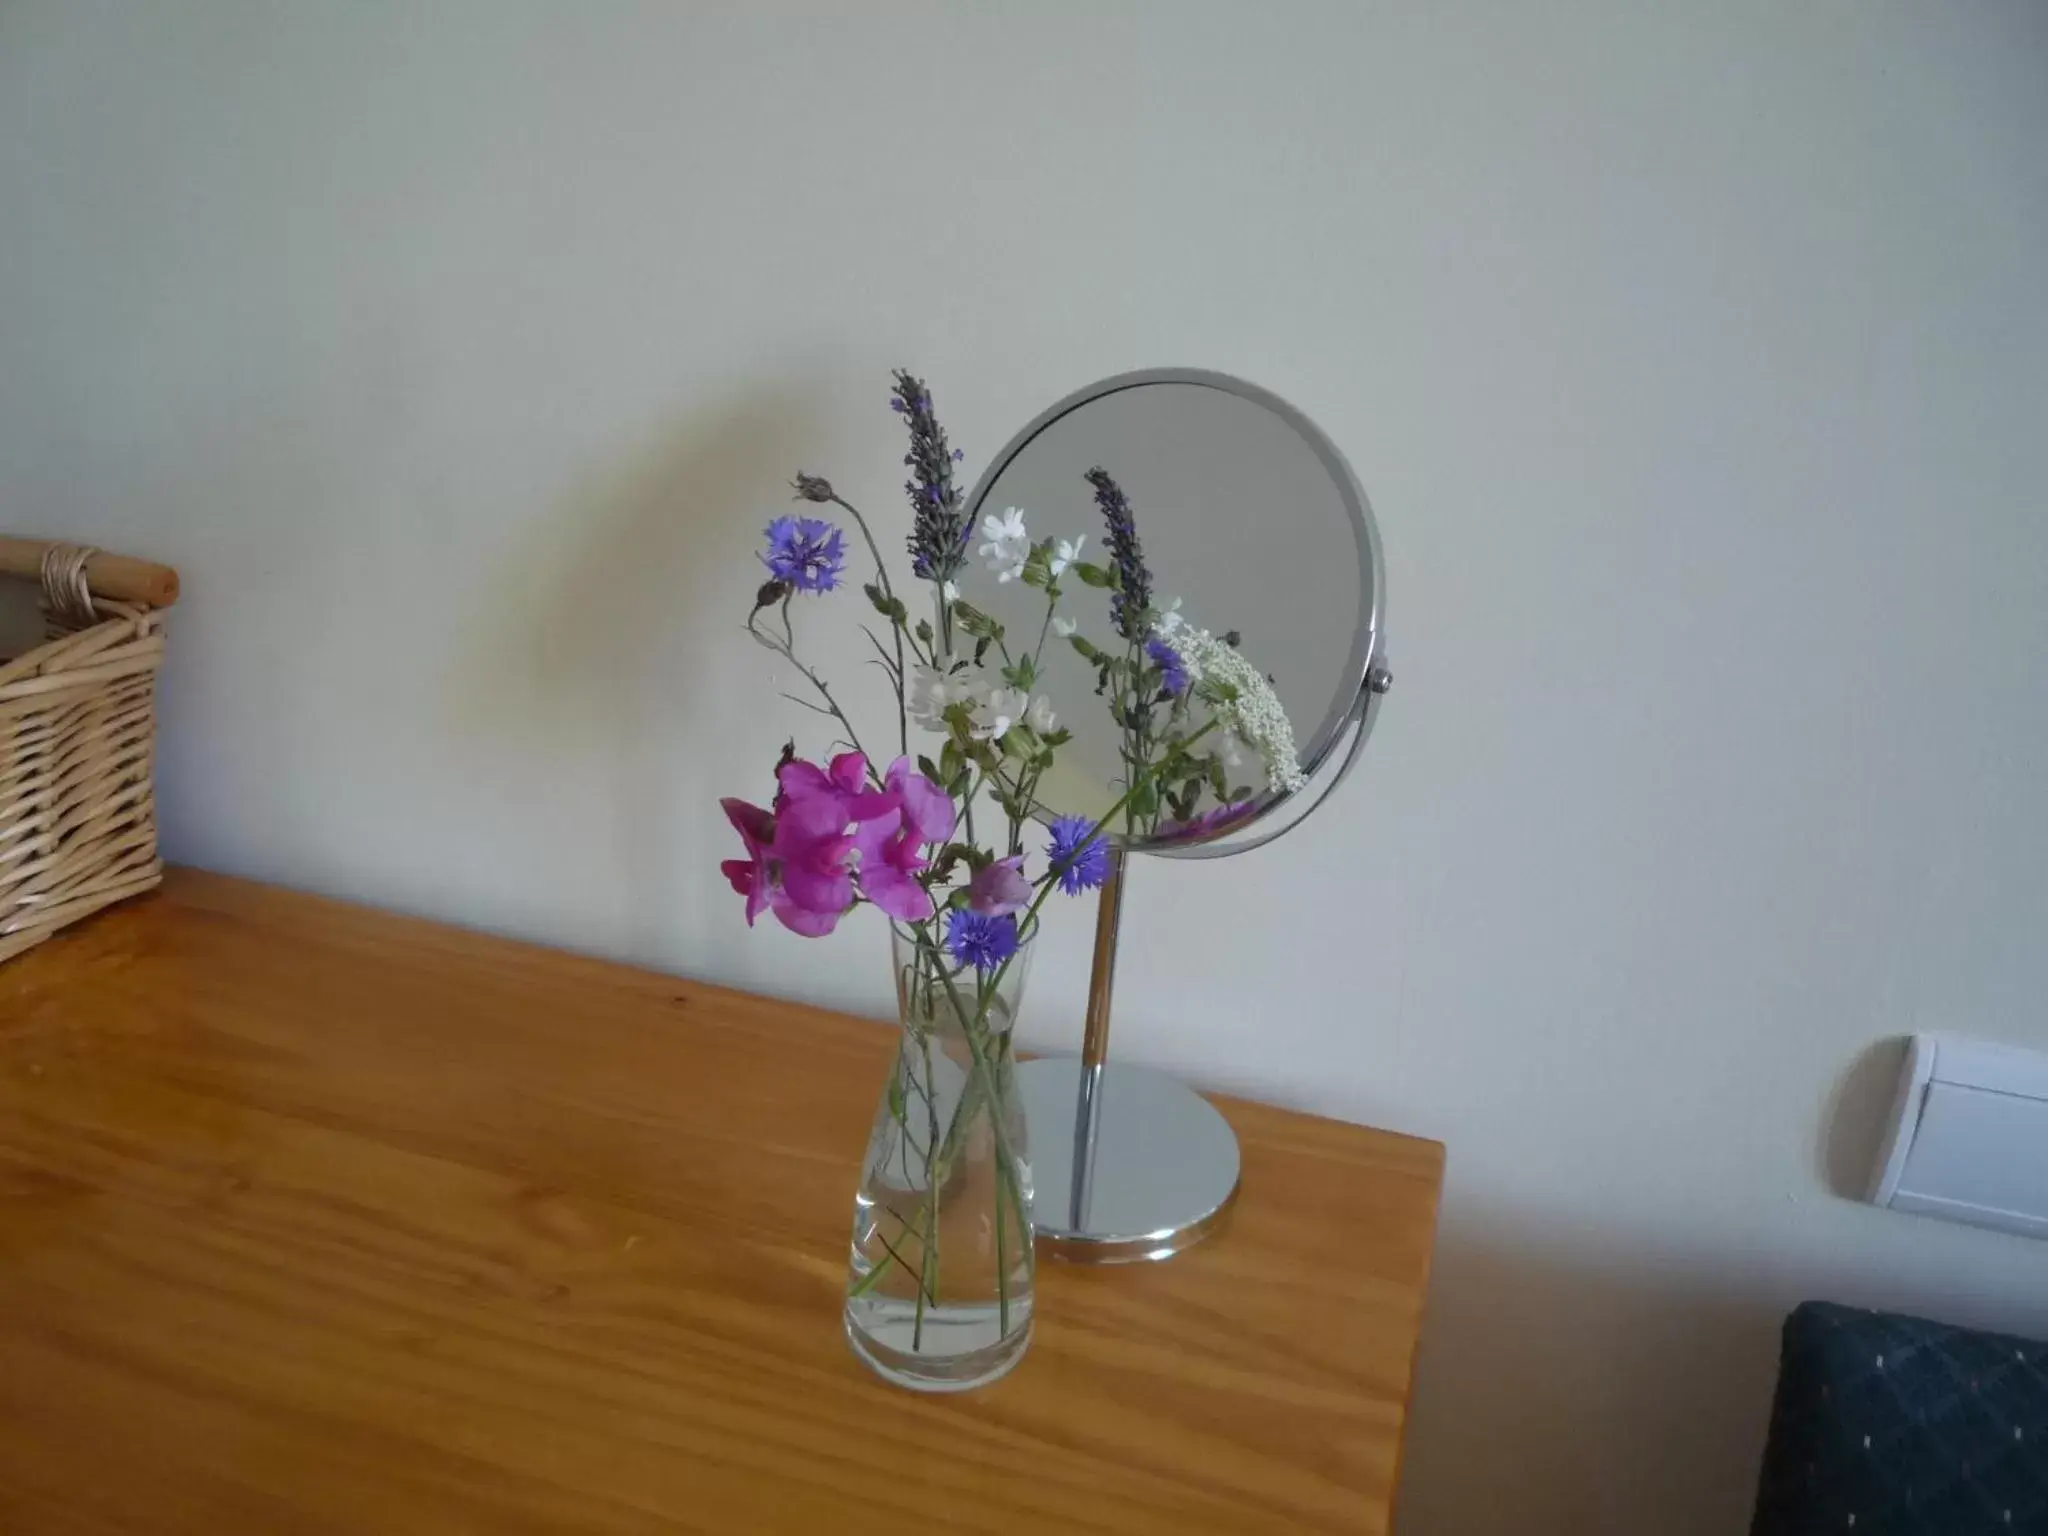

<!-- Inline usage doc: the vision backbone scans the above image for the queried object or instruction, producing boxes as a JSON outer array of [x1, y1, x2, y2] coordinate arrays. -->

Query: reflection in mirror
[[957, 377, 1376, 852]]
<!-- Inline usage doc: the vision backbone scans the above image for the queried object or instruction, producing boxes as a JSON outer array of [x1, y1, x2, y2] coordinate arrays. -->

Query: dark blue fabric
[[1752, 1301, 2048, 1535]]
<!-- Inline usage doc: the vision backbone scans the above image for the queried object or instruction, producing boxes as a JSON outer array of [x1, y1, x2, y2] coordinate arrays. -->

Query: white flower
[[973, 686, 1030, 742], [907, 664, 955, 731], [1047, 534, 1085, 578], [908, 664, 986, 732], [1052, 616, 1078, 638], [1152, 595, 1187, 641], [1025, 694, 1058, 734], [941, 580, 960, 604], [977, 507, 1030, 583]]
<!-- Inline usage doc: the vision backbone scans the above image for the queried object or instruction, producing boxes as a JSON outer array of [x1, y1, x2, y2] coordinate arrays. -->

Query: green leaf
[[917, 755, 942, 784], [1071, 561, 1114, 589], [1067, 634, 1103, 663], [938, 740, 962, 782], [887, 1074, 906, 1125], [973, 636, 991, 666]]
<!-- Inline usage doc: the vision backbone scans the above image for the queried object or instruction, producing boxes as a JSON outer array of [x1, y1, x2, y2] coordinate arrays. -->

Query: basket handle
[[0, 537, 180, 610]]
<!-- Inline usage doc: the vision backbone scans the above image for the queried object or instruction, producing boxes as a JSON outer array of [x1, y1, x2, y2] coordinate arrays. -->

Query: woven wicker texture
[[0, 541, 171, 963]]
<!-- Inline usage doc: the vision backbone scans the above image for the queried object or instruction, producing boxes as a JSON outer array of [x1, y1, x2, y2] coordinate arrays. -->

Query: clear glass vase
[[845, 921, 1036, 1391]]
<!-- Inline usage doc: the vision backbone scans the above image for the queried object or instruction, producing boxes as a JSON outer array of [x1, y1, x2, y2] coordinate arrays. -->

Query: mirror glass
[[959, 372, 1380, 854]]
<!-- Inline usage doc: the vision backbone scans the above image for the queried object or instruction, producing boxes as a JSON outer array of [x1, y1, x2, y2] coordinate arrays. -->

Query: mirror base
[[1020, 1056, 1241, 1263]]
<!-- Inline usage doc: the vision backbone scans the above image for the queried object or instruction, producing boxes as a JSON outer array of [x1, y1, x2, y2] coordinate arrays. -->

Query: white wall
[[5, 3, 2045, 1529]]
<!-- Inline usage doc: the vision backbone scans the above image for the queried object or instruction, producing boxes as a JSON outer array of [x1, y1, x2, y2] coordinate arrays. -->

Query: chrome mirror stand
[[1019, 847, 1243, 1262]]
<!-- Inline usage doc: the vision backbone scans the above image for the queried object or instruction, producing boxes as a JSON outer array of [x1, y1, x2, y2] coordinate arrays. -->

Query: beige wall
[[5, 3, 2046, 1529]]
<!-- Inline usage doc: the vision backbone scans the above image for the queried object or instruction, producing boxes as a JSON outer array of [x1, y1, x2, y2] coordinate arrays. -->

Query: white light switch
[[1869, 1035, 2048, 1241]]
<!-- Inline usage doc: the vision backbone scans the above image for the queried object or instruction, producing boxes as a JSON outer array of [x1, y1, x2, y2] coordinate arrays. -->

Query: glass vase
[[845, 921, 1035, 1391]]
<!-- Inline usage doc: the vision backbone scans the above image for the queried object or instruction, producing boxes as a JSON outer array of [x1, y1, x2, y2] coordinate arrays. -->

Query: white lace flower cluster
[[1155, 608, 1307, 794], [908, 663, 1056, 744]]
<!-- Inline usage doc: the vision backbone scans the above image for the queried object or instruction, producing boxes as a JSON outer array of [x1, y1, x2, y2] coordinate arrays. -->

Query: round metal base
[[1020, 1056, 1241, 1263]]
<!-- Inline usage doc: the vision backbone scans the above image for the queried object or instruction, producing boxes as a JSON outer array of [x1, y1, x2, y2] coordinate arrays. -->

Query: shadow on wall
[[442, 373, 840, 960], [1397, 1212, 1788, 1536], [1819, 1036, 1909, 1202], [1399, 1042, 2009, 1535]]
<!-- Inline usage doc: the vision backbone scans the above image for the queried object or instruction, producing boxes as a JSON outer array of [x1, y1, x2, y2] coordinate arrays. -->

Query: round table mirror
[[964, 369, 1387, 857], [958, 369, 1391, 1260]]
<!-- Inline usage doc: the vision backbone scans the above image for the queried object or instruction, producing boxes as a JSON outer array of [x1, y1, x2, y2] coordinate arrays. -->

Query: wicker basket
[[0, 539, 179, 963]]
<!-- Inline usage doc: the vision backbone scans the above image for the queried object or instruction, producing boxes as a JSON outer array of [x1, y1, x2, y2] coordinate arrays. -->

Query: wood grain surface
[[0, 871, 1443, 1534]]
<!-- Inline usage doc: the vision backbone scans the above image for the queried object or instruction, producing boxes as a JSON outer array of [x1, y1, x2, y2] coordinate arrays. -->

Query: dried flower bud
[[753, 578, 791, 612], [791, 472, 834, 503]]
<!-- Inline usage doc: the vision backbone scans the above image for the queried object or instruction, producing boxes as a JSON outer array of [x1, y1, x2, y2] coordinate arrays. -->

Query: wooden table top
[[0, 871, 1444, 1534]]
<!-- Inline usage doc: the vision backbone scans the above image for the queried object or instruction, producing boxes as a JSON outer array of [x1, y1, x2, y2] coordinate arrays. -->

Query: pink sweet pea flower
[[772, 791, 863, 919], [885, 757, 955, 845], [778, 750, 894, 822], [772, 752, 900, 926], [720, 798, 776, 926], [723, 752, 956, 934], [966, 854, 1030, 917], [854, 817, 934, 921], [851, 758, 955, 923], [722, 794, 846, 936]]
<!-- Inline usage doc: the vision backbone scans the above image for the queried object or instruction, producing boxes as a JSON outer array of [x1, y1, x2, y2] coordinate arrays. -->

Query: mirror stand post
[[1064, 847, 1124, 1234], [1081, 846, 1123, 1067], [1022, 848, 1244, 1263]]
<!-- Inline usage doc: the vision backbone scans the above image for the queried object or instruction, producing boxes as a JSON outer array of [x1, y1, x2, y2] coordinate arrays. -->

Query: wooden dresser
[[0, 871, 1443, 1533]]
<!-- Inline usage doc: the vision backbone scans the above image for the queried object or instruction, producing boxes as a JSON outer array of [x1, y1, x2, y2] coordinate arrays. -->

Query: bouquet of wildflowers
[[717, 371, 1307, 1387]]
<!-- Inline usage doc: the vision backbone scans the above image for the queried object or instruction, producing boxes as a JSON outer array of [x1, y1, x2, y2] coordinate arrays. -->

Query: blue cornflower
[[946, 910, 1020, 972], [1146, 637, 1189, 697], [761, 516, 846, 594], [1045, 816, 1111, 896]]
